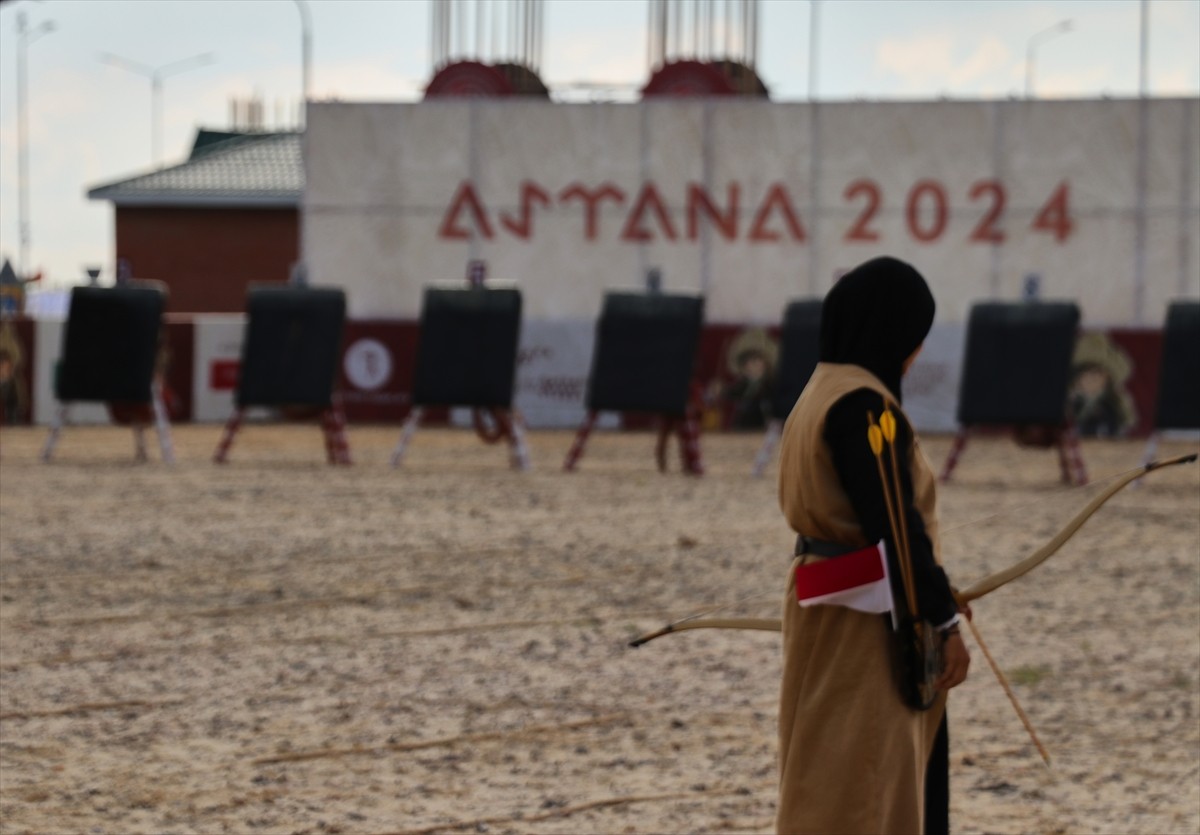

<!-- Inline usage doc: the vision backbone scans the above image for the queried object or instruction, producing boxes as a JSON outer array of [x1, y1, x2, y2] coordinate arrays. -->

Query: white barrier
[[191, 316, 246, 423], [32, 320, 107, 426]]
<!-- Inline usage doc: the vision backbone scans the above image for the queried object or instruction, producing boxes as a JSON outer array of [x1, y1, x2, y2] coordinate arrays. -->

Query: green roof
[[87, 131, 302, 208]]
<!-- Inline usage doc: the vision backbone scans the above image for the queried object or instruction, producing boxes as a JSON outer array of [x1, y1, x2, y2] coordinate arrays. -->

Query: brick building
[[87, 130, 302, 313]]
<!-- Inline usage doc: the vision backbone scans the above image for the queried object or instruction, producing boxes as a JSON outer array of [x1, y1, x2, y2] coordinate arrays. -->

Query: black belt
[[795, 535, 861, 558]]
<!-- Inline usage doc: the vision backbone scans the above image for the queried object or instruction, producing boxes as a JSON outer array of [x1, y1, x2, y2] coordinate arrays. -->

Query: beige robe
[[776, 363, 947, 835]]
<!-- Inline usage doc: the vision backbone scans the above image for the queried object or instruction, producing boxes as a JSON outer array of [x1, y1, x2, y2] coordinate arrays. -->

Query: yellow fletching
[[868, 424, 884, 456], [880, 409, 897, 443]]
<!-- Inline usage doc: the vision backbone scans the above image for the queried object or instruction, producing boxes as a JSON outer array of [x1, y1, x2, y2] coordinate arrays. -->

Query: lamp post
[[98, 51, 216, 168], [1024, 19, 1073, 99], [1133, 0, 1149, 322], [808, 0, 819, 102], [17, 10, 55, 280], [294, 0, 311, 126]]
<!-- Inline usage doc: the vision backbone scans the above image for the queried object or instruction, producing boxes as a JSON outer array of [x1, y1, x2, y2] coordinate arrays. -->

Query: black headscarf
[[819, 256, 936, 401]]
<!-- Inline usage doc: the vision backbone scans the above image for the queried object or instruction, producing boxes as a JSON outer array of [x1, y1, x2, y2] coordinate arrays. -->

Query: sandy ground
[[0, 423, 1197, 835]]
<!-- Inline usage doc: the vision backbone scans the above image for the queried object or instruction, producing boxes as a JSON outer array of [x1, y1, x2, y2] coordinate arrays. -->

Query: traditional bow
[[629, 453, 1197, 648]]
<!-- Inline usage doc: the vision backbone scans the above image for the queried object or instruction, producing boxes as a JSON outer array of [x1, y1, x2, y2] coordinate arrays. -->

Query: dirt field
[[1, 424, 1197, 835]]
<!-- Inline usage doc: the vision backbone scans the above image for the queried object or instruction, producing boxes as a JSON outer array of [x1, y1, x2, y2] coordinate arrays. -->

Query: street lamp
[[1025, 19, 1073, 99], [808, 0, 819, 102], [17, 9, 55, 280], [294, 0, 312, 126], [98, 51, 216, 168]]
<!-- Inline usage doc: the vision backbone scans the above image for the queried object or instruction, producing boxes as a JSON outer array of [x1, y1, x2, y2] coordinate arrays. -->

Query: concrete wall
[[304, 98, 1200, 327]]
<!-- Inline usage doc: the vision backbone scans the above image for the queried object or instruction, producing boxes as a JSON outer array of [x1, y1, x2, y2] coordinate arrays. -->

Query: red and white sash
[[795, 541, 897, 628]]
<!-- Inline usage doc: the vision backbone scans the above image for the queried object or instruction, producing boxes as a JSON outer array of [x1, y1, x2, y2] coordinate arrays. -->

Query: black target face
[[956, 302, 1080, 426], [237, 286, 346, 408], [585, 292, 705, 417], [1156, 301, 1200, 430], [773, 299, 823, 420], [411, 287, 522, 408], [56, 284, 165, 403]]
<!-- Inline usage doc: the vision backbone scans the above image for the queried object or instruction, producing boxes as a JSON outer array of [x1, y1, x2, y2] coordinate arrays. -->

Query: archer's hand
[[936, 632, 970, 691]]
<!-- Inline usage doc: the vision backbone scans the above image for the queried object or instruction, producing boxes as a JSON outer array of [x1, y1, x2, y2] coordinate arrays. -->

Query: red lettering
[[844, 179, 881, 242], [906, 180, 948, 243], [968, 180, 1006, 243], [433, 176, 1072, 247], [686, 183, 739, 240], [559, 183, 625, 240], [620, 183, 678, 242], [748, 183, 806, 242], [437, 181, 494, 240], [500, 181, 552, 239], [1032, 181, 1073, 242]]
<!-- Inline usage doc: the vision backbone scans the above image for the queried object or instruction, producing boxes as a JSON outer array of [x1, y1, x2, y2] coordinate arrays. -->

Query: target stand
[[1143, 300, 1200, 464], [213, 286, 351, 465], [751, 299, 822, 477], [940, 301, 1086, 485], [390, 284, 529, 470], [564, 291, 706, 475], [41, 282, 174, 463]]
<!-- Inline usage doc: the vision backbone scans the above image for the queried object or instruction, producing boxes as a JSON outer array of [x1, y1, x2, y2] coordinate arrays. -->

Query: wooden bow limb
[[629, 617, 780, 647], [954, 452, 1197, 606]]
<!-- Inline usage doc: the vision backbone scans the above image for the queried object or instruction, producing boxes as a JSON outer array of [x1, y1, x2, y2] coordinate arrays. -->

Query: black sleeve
[[823, 389, 958, 627]]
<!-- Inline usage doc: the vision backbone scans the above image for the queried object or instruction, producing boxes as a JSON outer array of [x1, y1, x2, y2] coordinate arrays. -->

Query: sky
[[0, 0, 1197, 288]]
